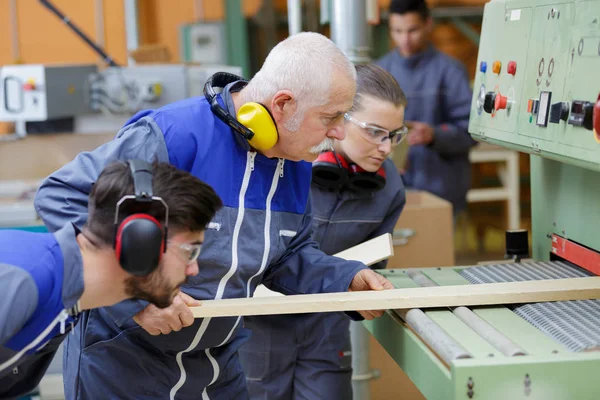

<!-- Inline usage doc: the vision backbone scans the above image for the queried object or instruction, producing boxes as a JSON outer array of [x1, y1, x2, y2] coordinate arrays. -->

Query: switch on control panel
[[495, 94, 508, 111], [568, 100, 594, 130], [507, 61, 517, 76], [483, 92, 496, 114], [549, 102, 569, 123], [527, 99, 539, 114], [536, 91, 552, 127], [492, 61, 502, 74], [23, 78, 36, 91]]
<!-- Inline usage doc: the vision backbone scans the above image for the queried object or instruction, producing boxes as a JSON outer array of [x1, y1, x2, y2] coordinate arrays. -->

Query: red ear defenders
[[113, 160, 169, 276], [312, 151, 386, 192], [203, 72, 279, 151]]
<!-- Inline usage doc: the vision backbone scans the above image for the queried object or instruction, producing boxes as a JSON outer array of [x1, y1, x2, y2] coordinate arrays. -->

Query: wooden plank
[[253, 233, 394, 298], [191, 277, 600, 319], [334, 233, 394, 265]]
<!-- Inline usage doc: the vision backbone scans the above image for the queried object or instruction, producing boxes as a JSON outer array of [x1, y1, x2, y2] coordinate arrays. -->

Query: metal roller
[[395, 308, 473, 365], [407, 269, 527, 357]]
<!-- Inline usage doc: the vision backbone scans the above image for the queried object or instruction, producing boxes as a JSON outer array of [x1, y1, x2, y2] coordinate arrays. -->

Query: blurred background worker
[[376, 0, 477, 217], [240, 64, 407, 400]]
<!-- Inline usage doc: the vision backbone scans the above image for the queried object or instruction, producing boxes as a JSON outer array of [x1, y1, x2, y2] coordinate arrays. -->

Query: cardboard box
[[387, 190, 455, 269]]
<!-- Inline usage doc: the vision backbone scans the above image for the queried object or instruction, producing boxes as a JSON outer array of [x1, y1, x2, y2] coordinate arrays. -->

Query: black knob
[[568, 101, 594, 130], [483, 92, 496, 114], [549, 102, 569, 123], [505, 229, 529, 261]]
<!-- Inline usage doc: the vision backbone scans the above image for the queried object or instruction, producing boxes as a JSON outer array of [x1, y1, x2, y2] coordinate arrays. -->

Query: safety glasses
[[344, 113, 408, 146], [170, 241, 203, 263]]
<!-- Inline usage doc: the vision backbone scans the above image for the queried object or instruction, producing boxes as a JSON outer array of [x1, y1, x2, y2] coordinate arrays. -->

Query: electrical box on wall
[[0, 64, 97, 122], [180, 22, 227, 65], [468, 0, 600, 171]]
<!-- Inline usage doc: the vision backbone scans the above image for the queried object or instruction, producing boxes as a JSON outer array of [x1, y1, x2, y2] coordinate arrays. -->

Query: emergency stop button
[[507, 61, 517, 76], [495, 94, 508, 111]]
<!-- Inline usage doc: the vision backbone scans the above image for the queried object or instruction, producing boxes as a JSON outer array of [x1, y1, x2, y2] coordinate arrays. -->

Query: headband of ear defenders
[[204, 72, 279, 151]]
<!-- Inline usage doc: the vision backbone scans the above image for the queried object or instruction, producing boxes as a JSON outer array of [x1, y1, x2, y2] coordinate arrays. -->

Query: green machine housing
[[365, 1, 600, 399]]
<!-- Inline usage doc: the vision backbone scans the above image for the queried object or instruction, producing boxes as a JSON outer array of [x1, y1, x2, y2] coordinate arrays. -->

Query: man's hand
[[406, 121, 435, 146], [133, 292, 201, 335], [349, 269, 394, 320]]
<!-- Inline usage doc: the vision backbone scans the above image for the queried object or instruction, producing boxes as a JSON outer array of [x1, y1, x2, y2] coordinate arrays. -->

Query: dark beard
[[124, 267, 176, 309]]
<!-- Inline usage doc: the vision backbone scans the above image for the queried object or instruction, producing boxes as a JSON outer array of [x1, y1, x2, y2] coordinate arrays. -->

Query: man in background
[[377, 0, 477, 216]]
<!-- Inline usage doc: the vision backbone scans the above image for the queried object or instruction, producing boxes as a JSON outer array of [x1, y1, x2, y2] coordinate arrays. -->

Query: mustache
[[309, 138, 335, 154]]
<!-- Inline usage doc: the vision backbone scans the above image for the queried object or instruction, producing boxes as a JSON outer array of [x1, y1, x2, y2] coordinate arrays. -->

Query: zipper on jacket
[[170, 150, 256, 400], [249, 152, 256, 171], [203, 156, 283, 400], [59, 311, 69, 335], [0, 309, 70, 374]]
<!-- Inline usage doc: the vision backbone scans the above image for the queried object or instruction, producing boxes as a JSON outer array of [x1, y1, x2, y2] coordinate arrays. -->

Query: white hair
[[309, 137, 335, 154], [241, 32, 356, 129]]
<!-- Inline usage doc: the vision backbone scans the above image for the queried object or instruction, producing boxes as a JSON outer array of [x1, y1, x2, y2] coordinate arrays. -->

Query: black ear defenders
[[203, 72, 279, 151], [114, 160, 169, 276], [312, 151, 386, 193]]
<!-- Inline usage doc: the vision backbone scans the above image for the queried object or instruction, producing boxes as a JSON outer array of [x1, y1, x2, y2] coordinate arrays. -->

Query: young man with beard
[[1, 160, 221, 399]]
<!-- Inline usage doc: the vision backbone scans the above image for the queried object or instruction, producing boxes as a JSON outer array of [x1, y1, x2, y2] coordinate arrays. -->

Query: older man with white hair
[[34, 32, 393, 399]]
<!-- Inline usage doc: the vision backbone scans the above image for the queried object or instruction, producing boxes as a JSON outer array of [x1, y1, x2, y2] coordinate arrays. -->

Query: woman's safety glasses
[[344, 113, 408, 146]]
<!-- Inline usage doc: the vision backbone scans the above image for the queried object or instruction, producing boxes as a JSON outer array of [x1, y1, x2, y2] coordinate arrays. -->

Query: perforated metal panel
[[459, 261, 591, 284], [460, 261, 600, 352]]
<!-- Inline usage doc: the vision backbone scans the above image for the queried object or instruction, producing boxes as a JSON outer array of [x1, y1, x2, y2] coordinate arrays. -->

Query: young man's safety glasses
[[170, 241, 203, 263]]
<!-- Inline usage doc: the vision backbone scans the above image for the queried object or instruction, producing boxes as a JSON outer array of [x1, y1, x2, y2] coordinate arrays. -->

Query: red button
[[507, 61, 517, 76], [495, 94, 508, 111], [594, 93, 600, 142], [23, 83, 35, 91]]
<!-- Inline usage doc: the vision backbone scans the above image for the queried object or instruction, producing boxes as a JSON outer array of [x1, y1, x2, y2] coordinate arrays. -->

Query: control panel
[[469, 0, 600, 170], [0, 64, 97, 122]]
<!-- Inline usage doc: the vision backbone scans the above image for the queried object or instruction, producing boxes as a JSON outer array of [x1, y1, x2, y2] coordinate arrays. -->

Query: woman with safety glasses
[[240, 63, 408, 399]]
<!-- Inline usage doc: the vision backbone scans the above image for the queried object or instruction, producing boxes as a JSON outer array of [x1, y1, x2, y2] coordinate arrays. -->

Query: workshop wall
[[0, 0, 127, 66], [0, 0, 262, 67], [0, 1, 485, 70]]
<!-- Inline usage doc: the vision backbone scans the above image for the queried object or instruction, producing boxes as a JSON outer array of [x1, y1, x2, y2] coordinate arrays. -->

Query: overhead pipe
[[331, 0, 371, 64], [287, 0, 302, 36], [124, 0, 140, 66], [331, 3, 374, 398]]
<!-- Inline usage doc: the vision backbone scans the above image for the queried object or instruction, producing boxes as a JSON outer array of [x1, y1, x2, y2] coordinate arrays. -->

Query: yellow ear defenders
[[203, 72, 278, 151]]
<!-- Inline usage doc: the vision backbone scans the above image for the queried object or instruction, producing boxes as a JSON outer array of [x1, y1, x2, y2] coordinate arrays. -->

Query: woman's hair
[[350, 64, 407, 112]]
